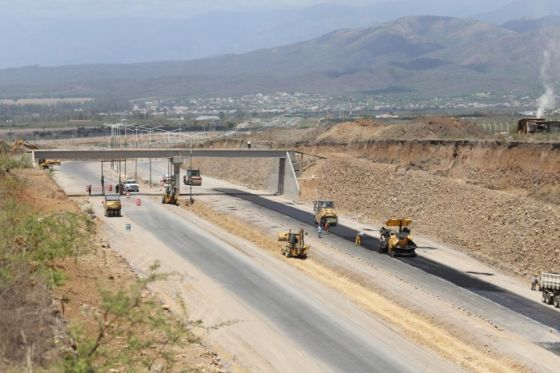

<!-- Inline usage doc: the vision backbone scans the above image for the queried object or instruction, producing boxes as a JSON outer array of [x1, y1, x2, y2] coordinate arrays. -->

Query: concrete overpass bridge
[[32, 149, 301, 198]]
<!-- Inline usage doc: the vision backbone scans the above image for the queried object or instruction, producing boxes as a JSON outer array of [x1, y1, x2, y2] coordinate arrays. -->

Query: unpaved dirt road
[[53, 161, 460, 372]]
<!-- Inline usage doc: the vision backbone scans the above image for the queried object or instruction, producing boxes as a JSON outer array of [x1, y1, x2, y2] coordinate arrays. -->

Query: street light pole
[[189, 146, 193, 204]]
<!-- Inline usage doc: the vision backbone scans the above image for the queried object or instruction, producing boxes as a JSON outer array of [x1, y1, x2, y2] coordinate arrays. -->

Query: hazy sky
[[0, 0, 512, 18]]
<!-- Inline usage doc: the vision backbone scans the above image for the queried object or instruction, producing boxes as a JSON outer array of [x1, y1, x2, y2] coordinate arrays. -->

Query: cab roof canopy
[[385, 218, 412, 227]]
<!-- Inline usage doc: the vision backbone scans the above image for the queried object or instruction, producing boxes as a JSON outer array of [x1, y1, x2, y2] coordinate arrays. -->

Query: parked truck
[[540, 272, 560, 308]]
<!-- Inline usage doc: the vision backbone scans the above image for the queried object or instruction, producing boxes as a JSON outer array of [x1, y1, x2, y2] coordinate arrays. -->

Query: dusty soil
[[189, 157, 278, 191], [0, 167, 222, 372], [314, 118, 386, 143], [379, 117, 490, 140]]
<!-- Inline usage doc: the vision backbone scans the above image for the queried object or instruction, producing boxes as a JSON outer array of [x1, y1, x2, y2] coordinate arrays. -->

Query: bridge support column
[[171, 156, 183, 192], [278, 157, 285, 195]]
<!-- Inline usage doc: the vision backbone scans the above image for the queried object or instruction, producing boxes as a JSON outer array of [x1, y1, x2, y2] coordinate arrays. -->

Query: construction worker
[[86, 184, 92, 196], [324, 220, 330, 235], [531, 273, 539, 291], [355, 231, 364, 246], [317, 224, 322, 238]]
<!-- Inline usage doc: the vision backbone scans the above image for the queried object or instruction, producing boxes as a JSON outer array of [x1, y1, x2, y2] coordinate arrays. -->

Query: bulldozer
[[38, 158, 61, 169], [313, 200, 338, 226], [278, 228, 309, 258], [378, 218, 417, 257], [161, 184, 179, 205]]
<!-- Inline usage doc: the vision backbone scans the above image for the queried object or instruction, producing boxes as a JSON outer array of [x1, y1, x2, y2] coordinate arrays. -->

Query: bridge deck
[[33, 148, 289, 161]]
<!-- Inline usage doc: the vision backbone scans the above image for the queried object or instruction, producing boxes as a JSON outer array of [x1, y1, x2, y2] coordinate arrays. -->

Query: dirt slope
[[314, 117, 489, 144], [0, 168, 222, 371], [379, 117, 490, 140], [299, 157, 560, 275]]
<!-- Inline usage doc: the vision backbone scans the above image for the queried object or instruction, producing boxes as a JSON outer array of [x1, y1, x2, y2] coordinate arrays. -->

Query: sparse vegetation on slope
[[0, 156, 220, 372]]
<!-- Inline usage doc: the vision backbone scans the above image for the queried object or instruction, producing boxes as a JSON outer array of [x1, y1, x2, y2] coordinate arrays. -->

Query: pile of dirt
[[315, 119, 385, 143], [299, 157, 560, 276], [379, 117, 490, 140], [310, 117, 490, 144]]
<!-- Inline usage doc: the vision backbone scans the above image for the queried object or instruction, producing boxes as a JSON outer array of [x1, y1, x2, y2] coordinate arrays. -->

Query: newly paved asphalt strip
[[216, 188, 560, 332]]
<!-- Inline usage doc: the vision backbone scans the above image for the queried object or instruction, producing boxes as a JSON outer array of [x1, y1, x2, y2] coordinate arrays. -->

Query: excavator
[[313, 200, 338, 226], [378, 218, 417, 257], [161, 184, 180, 205], [278, 228, 309, 258]]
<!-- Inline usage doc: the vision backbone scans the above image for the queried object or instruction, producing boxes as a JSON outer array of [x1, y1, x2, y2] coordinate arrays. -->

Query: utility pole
[[189, 147, 193, 204], [101, 162, 105, 196]]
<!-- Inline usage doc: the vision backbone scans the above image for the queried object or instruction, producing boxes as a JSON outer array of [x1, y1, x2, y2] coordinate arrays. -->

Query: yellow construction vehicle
[[38, 158, 61, 169], [104, 195, 122, 217], [313, 200, 338, 226], [278, 228, 309, 258], [162, 184, 179, 205], [379, 218, 417, 257]]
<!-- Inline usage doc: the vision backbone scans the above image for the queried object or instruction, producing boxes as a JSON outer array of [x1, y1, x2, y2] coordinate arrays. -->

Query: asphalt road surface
[[56, 161, 458, 372], [61, 159, 560, 336]]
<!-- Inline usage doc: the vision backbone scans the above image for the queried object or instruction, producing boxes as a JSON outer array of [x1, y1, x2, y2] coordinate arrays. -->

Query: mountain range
[[477, 0, 560, 24], [0, 14, 559, 100], [2, 0, 558, 69]]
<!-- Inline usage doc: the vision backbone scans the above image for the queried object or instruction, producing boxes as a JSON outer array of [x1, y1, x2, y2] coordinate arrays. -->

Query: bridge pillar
[[278, 157, 285, 195], [171, 156, 183, 192]]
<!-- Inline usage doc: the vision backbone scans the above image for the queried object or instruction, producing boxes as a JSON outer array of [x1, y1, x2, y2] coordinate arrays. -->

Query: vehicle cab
[[183, 169, 202, 186], [122, 179, 139, 192]]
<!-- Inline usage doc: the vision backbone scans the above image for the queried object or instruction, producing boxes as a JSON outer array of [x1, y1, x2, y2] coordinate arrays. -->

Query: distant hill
[[0, 15, 558, 100], [502, 15, 560, 32], [477, 0, 560, 25]]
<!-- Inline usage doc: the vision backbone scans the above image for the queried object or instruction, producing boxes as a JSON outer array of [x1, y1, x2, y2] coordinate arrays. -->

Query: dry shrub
[[530, 185, 560, 205]]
